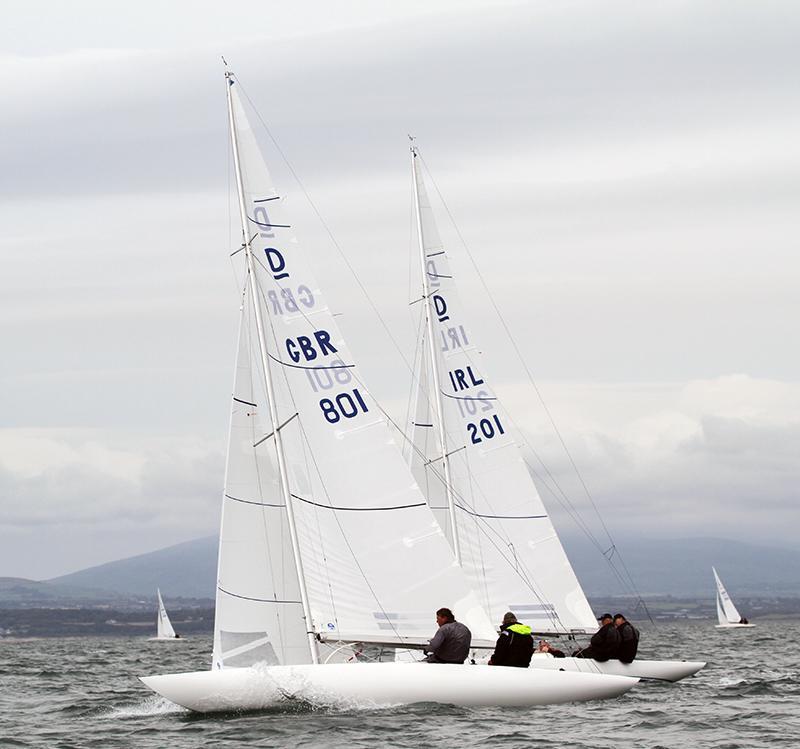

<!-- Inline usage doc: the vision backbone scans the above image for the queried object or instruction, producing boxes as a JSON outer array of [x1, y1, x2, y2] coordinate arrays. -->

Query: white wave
[[107, 695, 188, 718]]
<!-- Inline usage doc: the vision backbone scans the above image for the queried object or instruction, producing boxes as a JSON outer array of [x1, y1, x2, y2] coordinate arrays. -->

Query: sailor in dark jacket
[[573, 613, 621, 661], [424, 607, 472, 663], [613, 613, 639, 663], [488, 612, 534, 668]]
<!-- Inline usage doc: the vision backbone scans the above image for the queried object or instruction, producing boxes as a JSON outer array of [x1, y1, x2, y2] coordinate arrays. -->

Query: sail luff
[[411, 146, 461, 566], [225, 71, 320, 664]]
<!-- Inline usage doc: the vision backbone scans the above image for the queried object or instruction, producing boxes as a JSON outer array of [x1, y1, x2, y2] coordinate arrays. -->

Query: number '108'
[[319, 389, 369, 423]]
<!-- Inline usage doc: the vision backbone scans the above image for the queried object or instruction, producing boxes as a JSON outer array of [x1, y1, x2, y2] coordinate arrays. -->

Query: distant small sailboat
[[713, 567, 755, 628], [150, 588, 182, 640]]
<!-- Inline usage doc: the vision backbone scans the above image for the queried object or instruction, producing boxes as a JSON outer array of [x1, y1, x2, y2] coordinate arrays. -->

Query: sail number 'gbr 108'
[[255, 210, 368, 425]]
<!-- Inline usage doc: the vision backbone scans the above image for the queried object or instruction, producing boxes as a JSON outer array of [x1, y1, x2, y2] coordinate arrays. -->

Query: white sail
[[157, 588, 177, 639], [212, 79, 496, 670], [409, 151, 597, 635], [712, 567, 742, 624]]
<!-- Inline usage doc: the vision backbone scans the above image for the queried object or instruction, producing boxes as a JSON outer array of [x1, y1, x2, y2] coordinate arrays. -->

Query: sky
[[2, 0, 798, 579]]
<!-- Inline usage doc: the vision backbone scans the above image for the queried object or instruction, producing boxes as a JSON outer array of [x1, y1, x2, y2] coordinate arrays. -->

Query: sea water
[[2, 620, 798, 748]]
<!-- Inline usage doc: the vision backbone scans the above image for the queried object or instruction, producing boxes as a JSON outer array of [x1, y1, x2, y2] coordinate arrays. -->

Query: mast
[[225, 70, 320, 664], [411, 145, 461, 565]]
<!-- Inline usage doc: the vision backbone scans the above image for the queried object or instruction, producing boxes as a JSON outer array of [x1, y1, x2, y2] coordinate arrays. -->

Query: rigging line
[[417, 150, 648, 611], [253, 412, 299, 447], [417, 445, 567, 631]]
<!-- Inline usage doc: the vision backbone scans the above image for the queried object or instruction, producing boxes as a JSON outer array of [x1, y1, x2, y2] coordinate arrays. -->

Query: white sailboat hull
[[141, 662, 637, 712], [715, 623, 756, 629], [528, 653, 705, 682]]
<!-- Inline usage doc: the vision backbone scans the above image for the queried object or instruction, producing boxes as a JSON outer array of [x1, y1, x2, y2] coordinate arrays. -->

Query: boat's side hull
[[715, 623, 756, 628], [528, 654, 706, 682], [141, 662, 637, 712]]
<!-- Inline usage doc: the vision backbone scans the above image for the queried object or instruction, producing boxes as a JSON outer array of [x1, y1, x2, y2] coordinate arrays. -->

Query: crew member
[[488, 611, 534, 667], [424, 607, 472, 664]]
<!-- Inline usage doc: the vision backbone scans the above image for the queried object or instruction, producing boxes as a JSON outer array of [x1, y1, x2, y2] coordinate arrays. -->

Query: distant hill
[[563, 535, 800, 597], [3, 534, 795, 605], [48, 536, 218, 600]]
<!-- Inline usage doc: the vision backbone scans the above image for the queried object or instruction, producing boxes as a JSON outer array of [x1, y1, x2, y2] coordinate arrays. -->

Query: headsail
[[712, 567, 742, 625], [157, 588, 177, 639], [409, 149, 597, 635], [212, 76, 496, 669]]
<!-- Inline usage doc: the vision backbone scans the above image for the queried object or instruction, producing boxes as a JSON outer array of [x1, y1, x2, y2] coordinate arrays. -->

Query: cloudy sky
[[2, 1, 798, 579]]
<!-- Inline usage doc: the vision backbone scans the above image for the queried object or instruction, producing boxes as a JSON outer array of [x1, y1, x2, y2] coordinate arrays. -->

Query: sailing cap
[[502, 612, 518, 625], [597, 613, 613, 621]]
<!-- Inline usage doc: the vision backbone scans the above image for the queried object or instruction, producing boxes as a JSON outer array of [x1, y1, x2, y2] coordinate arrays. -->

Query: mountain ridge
[[13, 534, 795, 602]]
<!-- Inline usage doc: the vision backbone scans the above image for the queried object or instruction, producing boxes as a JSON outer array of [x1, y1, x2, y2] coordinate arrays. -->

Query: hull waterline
[[141, 662, 638, 712]]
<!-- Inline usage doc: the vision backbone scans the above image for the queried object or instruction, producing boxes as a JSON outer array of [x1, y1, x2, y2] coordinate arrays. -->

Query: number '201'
[[467, 414, 505, 444]]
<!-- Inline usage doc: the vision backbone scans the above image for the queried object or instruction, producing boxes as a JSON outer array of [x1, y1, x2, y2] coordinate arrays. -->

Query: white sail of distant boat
[[150, 588, 180, 640], [139, 68, 638, 711], [713, 567, 755, 628], [407, 146, 705, 682]]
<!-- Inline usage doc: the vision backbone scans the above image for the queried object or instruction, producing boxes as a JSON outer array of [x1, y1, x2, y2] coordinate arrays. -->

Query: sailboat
[[139, 69, 638, 712], [406, 145, 705, 682], [713, 567, 755, 628], [149, 588, 182, 640]]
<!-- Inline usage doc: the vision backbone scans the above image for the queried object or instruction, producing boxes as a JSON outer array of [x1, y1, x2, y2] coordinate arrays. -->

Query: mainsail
[[157, 588, 177, 639], [408, 148, 597, 635], [212, 76, 496, 670], [712, 567, 742, 625]]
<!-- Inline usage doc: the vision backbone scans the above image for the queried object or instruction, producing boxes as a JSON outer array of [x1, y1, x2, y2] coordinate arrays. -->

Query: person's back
[[616, 621, 639, 663], [490, 622, 534, 667], [425, 608, 472, 664], [588, 620, 621, 662]]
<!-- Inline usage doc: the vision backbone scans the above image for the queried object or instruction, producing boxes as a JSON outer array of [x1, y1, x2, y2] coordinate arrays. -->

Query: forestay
[[409, 150, 597, 635], [212, 81, 496, 669]]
